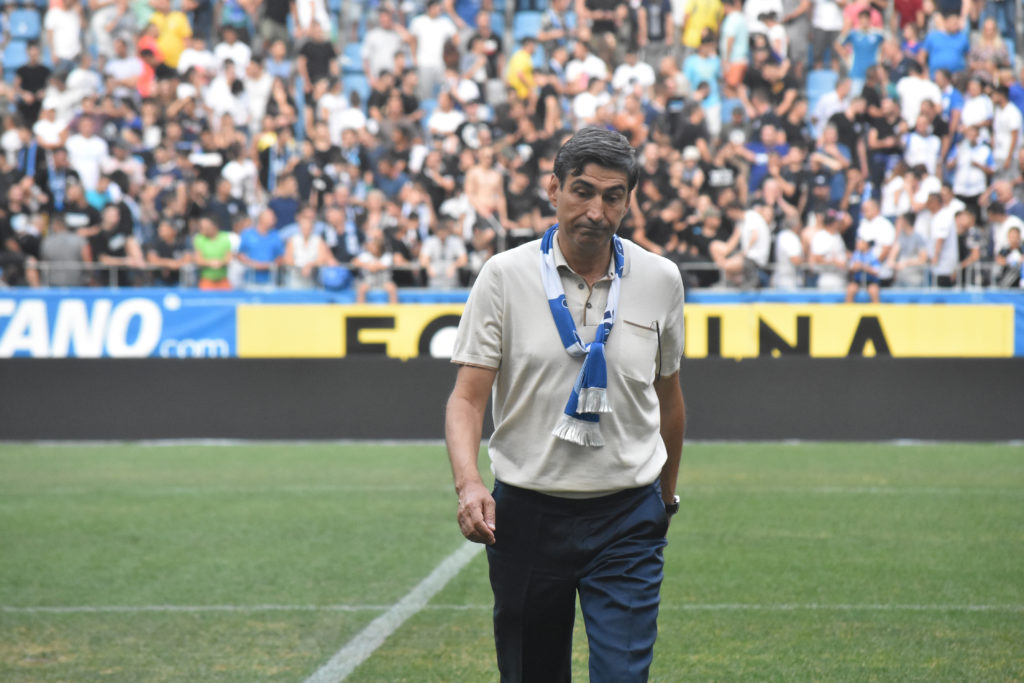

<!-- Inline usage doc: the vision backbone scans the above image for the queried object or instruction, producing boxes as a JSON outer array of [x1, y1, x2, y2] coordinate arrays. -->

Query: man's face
[[547, 163, 631, 255]]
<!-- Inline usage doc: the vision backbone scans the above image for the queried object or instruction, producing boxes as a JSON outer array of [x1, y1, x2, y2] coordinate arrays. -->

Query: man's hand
[[456, 480, 496, 545]]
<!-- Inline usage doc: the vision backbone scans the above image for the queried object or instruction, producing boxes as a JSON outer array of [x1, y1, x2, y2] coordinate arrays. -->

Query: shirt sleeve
[[451, 256, 505, 369], [659, 264, 686, 374]]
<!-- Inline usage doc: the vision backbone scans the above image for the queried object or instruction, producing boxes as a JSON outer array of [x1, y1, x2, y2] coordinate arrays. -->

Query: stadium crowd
[[1, 0, 1023, 295]]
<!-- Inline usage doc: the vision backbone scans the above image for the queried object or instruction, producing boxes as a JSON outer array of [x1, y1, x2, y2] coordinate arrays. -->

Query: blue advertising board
[[0, 290, 237, 358]]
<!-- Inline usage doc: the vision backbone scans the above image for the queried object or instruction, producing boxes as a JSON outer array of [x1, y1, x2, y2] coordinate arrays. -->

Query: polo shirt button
[[577, 283, 585, 289], [586, 302, 592, 308]]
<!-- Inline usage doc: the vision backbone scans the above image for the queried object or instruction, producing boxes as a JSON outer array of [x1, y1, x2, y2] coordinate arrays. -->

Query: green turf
[[0, 443, 1021, 681]]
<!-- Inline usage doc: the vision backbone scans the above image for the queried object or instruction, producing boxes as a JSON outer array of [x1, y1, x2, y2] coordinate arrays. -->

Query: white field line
[[4, 602, 1024, 615], [303, 540, 484, 683]]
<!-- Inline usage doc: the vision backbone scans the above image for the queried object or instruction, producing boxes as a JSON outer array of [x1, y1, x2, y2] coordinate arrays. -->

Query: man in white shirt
[[991, 85, 1022, 182], [177, 37, 218, 76], [45, 0, 82, 69], [903, 114, 942, 175], [409, 0, 458, 100], [856, 199, 896, 283], [213, 26, 251, 73], [810, 210, 849, 290], [362, 7, 407, 80], [104, 38, 144, 101], [811, 77, 851, 140], [65, 117, 110, 192], [987, 202, 1024, 254], [772, 217, 804, 289], [565, 38, 610, 94], [949, 125, 994, 211], [611, 50, 656, 96], [896, 61, 941, 127], [930, 186, 965, 286]]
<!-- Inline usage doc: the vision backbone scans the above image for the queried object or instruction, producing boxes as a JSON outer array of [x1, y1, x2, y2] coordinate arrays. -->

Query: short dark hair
[[553, 127, 639, 192]]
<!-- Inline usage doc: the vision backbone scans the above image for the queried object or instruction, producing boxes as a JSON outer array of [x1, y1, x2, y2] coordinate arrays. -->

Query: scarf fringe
[[577, 387, 611, 414], [552, 414, 606, 447]]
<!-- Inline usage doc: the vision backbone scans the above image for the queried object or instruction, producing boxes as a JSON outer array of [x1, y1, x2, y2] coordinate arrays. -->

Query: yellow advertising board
[[237, 304, 467, 359], [236, 304, 1015, 359], [682, 304, 1014, 358]]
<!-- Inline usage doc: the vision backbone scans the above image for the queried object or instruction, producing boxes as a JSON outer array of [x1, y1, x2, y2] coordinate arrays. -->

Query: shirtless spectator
[[464, 146, 507, 252]]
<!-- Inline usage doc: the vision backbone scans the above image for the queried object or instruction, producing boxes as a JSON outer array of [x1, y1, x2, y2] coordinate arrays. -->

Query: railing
[[12, 260, 1023, 292]]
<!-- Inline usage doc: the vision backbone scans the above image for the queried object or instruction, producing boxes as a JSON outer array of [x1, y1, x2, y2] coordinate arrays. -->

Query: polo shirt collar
[[551, 227, 631, 281]]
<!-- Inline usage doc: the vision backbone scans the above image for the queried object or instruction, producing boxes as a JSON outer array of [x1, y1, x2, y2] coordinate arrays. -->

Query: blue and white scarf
[[540, 224, 624, 447]]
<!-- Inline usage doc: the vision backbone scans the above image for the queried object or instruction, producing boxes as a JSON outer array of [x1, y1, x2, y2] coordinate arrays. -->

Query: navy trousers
[[486, 481, 669, 683]]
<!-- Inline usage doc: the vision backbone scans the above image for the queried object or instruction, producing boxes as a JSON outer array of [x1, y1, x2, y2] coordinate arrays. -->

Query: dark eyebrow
[[569, 179, 627, 195]]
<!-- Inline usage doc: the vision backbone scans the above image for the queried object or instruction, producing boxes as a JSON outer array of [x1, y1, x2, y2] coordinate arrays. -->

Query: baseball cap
[[728, 129, 746, 145], [683, 146, 700, 161]]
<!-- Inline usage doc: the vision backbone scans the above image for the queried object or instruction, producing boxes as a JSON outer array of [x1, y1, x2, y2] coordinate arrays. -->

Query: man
[[14, 42, 51, 126], [991, 85, 1022, 183], [40, 213, 90, 286], [920, 11, 969, 79], [408, 0, 458, 100], [855, 199, 896, 285], [445, 128, 685, 682]]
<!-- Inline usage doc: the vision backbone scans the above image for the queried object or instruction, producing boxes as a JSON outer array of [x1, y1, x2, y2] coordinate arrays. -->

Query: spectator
[[362, 8, 407, 80], [45, 0, 84, 74], [506, 37, 539, 102], [719, 0, 749, 93], [94, 203, 144, 285], [840, 10, 884, 95], [679, 0, 723, 57], [409, 0, 459, 100], [259, 0, 291, 53], [15, 44, 51, 128], [930, 187, 965, 287], [991, 85, 1022, 183], [354, 233, 399, 303], [920, 11, 969, 78], [949, 124, 994, 219], [994, 225, 1023, 287], [419, 215, 467, 288], [888, 211, 929, 286], [809, 209, 849, 290], [144, 219, 190, 286], [193, 214, 233, 290], [846, 235, 882, 301], [214, 25, 252, 73], [987, 202, 1024, 255], [896, 61, 941, 127], [39, 214, 90, 286], [149, 0, 192, 70], [282, 204, 332, 288], [810, 0, 844, 70]]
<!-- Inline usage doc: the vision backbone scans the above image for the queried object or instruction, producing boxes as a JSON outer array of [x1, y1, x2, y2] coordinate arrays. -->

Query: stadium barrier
[[1, 289, 1022, 358], [21, 259, 1024, 292], [2, 357, 1021, 441]]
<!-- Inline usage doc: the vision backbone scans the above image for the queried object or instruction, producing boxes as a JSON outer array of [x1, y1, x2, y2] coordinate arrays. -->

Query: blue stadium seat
[[342, 72, 371, 106], [3, 39, 29, 83], [342, 42, 362, 73], [419, 97, 437, 136], [805, 69, 838, 120], [806, 69, 838, 99], [489, 10, 505, 37], [7, 8, 41, 41], [513, 11, 543, 42]]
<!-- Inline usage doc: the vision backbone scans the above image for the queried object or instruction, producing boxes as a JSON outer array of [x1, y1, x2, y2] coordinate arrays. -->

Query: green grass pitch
[[0, 442, 1021, 681]]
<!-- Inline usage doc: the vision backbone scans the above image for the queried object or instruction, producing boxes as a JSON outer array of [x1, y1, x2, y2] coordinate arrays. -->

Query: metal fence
[[17, 259, 1024, 292]]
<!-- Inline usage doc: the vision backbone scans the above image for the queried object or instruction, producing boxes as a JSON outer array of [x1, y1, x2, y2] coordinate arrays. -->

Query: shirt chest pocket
[[609, 320, 660, 387]]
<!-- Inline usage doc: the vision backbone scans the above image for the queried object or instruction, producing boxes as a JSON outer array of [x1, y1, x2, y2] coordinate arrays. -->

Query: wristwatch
[[665, 494, 680, 516]]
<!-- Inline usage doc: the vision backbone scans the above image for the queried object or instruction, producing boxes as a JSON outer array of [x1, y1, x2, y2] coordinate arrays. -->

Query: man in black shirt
[[827, 95, 869, 177], [297, 22, 338, 103], [14, 43, 51, 126], [259, 0, 291, 52]]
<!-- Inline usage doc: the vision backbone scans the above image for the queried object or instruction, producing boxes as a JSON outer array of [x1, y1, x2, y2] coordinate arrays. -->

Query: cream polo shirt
[[452, 233, 685, 496]]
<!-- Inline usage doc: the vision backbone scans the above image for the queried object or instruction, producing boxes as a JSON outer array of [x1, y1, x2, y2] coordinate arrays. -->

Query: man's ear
[[546, 173, 560, 207]]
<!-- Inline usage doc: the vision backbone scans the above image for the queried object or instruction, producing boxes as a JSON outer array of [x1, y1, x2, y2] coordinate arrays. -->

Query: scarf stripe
[[540, 224, 624, 447]]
